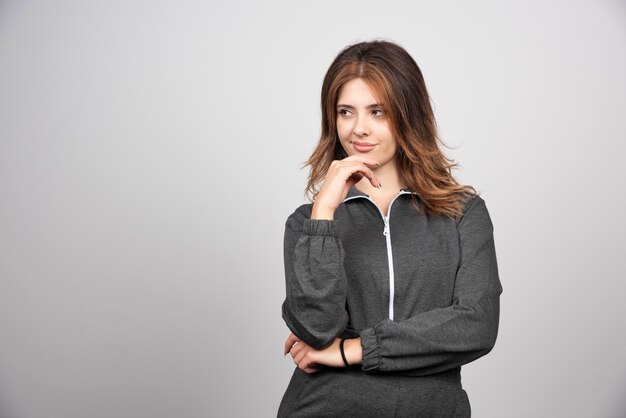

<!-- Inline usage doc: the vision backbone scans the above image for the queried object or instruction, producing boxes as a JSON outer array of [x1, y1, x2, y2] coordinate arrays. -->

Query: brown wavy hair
[[305, 40, 477, 219]]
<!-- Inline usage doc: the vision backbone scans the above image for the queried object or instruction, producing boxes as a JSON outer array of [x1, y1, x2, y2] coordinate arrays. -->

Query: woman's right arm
[[282, 156, 381, 349], [281, 205, 349, 349]]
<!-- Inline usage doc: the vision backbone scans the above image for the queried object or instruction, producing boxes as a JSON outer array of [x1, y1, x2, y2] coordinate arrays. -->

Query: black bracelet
[[339, 337, 351, 368]]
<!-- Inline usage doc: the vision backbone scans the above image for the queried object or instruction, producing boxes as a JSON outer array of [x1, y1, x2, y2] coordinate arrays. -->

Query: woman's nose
[[353, 116, 370, 137]]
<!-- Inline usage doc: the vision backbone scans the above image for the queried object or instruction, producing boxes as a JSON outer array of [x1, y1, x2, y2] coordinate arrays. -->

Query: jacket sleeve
[[281, 205, 349, 349], [359, 195, 503, 375]]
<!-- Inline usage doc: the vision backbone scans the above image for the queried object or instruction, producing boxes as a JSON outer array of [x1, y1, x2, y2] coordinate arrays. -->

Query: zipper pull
[[383, 217, 390, 236]]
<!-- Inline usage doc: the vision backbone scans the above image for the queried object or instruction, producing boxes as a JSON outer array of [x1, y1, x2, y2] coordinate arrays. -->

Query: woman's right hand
[[311, 156, 381, 220]]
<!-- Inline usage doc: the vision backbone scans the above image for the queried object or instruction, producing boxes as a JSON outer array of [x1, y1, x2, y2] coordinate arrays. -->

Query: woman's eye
[[338, 109, 352, 116], [372, 109, 384, 117]]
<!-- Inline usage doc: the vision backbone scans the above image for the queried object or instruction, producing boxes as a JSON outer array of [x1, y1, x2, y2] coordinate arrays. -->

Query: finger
[[341, 163, 381, 188], [302, 365, 320, 374], [366, 173, 382, 189], [293, 346, 311, 366], [359, 165, 382, 188], [289, 341, 305, 359], [296, 352, 315, 372], [342, 155, 380, 167], [284, 333, 301, 355]]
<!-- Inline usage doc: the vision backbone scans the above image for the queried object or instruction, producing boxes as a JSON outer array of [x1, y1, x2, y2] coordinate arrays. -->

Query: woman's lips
[[352, 141, 376, 153]]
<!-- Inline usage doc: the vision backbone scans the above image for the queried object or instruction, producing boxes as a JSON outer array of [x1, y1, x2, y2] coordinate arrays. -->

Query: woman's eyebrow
[[336, 103, 382, 109]]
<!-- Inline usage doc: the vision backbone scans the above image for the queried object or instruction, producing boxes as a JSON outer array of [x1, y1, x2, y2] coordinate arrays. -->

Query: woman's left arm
[[358, 196, 503, 375]]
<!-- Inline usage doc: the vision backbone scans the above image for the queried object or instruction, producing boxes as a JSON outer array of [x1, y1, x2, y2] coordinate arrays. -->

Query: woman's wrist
[[343, 337, 363, 366], [311, 202, 335, 220]]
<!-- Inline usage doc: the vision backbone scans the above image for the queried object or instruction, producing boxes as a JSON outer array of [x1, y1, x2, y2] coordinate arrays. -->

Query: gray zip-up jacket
[[281, 187, 502, 377]]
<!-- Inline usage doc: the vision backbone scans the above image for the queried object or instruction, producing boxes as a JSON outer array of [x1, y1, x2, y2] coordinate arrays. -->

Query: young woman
[[278, 40, 502, 417]]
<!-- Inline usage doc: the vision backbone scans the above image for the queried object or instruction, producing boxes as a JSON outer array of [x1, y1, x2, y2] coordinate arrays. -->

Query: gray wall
[[1, 1, 625, 417]]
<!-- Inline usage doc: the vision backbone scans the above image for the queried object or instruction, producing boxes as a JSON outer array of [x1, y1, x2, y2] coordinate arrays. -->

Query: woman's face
[[336, 77, 397, 171]]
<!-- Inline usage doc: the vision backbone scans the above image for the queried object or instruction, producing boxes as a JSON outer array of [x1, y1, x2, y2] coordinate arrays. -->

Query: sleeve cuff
[[359, 326, 382, 372], [302, 219, 339, 236]]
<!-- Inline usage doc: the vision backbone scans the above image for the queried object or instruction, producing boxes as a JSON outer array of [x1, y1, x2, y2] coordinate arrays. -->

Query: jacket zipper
[[344, 190, 411, 321]]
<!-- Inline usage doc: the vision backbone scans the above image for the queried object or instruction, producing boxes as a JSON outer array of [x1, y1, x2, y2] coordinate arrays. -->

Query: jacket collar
[[345, 186, 369, 199], [344, 186, 417, 201]]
